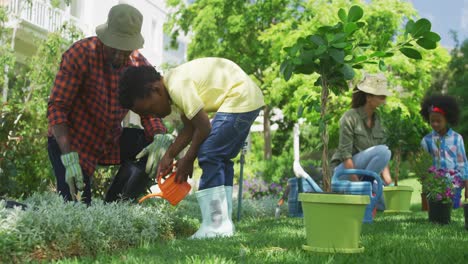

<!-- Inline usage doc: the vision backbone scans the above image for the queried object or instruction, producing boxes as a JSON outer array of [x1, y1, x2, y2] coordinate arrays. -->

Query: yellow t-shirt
[[164, 57, 265, 120]]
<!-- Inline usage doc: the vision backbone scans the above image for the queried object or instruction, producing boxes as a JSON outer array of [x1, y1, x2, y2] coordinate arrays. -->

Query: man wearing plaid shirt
[[47, 4, 166, 205]]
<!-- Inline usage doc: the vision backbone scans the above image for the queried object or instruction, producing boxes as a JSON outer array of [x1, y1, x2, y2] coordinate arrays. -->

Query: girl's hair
[[420, 94, 460, 126], [352, 88, 369, 108]]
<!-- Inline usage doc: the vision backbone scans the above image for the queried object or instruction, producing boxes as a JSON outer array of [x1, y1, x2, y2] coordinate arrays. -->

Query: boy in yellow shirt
[[119, 57, 265, 238]]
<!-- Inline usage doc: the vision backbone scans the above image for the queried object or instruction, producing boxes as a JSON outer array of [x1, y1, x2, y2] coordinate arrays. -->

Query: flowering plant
[[423, 166, 463, 203]]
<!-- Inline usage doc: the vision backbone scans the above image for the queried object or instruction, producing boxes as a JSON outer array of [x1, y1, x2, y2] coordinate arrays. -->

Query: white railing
[[1, 0, 90, 35]]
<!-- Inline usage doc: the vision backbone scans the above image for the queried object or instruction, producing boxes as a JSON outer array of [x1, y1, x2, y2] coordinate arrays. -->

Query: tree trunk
[[394, 147, 401, 186], [263, 105, 272, 160], [320, 80, 331, 192]]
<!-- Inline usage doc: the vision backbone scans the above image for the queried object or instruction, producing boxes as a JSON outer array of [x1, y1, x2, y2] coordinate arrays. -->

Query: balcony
[[1, 0, 90, 35]]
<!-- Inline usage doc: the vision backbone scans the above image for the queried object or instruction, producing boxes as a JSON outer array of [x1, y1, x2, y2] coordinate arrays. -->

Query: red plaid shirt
[[48, 37, 166, 176]]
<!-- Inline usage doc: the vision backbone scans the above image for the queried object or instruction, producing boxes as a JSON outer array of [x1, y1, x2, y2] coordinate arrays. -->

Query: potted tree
[[379, 107, 424, 213], [281, 5, 440, 252], [408, 149, 433, 211]]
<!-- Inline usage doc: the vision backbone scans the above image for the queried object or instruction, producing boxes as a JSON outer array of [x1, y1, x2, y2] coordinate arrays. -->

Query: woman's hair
[[352, 88, 369, 108], [420, 94, 460, 126], [119, 66, 162, 109]]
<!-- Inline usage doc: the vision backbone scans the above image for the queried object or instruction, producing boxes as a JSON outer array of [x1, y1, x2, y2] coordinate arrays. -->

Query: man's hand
[[174, 157, 194, 183], [136, 134, 174, 177], [60, 152, 84, 198]]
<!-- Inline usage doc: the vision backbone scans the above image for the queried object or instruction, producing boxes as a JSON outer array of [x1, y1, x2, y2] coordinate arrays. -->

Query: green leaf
[[357, 43, 371, 47], [379, 60, 387, 71], [314, 77, 322, 87], [344, 55, 354, 61], [300, 50, 316, 62], [405, 19, 415, 35], [344, 23, 358, 35], [332, 33, 346, 43], [352, 64, 364, 69], [399, 47, 422, 59], [329, 49, 345, 63], [412, 18, 431, 38], [370, 51, 387, 58], [354, 55, 367, 63], [356, 21, 366, 28], [422, 31, 441, 42], [341, 64, 355, 80], [338, 8, 347, 22], [315, 45, 327, 55], [383, 52, 394, 57], [309, 35, 325, 46], [416, 38, 437, 49], [297, 105, 304, 118], [280, 61, 294, 81], [348, 5, 364, 22], [332, 42, 347, 48]]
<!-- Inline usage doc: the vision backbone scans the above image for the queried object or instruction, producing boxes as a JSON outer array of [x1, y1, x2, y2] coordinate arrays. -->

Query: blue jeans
[[333, 145, 391, 182], [198, 108, 261, 190]]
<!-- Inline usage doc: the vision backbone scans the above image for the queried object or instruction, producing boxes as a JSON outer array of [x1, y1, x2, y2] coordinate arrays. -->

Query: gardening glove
[[136, 134, 174, 178], [60, 152, 85, 199]]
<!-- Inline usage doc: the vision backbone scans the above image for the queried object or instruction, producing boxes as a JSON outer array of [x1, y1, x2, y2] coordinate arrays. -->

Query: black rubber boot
[[104, 160, 150, 203]]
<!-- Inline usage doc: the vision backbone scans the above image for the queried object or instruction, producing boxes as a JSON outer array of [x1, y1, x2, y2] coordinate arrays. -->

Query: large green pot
[[383, 186, 413, 213], [298, 193, 370, 253]]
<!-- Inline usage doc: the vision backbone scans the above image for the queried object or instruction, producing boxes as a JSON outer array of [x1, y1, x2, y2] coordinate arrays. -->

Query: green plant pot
[[298, 193, 370, 253], [383, 186, 413, 213]]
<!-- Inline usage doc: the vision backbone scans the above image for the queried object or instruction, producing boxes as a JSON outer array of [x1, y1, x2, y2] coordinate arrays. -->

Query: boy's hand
[[174, 157, 194, 183], [157, 153, 174, 178]]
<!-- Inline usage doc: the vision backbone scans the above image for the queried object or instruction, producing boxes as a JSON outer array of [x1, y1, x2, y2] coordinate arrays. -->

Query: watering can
[[331, 169, 383, 223], [138, 164, 191, 206]]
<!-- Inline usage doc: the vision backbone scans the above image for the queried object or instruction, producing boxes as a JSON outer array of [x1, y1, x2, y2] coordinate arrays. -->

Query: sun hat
[[356, 73, 391, 96], [96, 4, 144, 51]]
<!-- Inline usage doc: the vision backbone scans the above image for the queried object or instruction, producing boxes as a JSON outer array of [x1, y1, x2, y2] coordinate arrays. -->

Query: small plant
[[242, 178, 285, 199], [408, 150, 433, 193], [423, 167, 463, 203]]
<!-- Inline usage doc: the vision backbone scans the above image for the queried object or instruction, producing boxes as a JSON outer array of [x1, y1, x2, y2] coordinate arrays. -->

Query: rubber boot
[[190, 186, 234, 239], [105, 160, 149, 203], [225, 186, 235, 232]]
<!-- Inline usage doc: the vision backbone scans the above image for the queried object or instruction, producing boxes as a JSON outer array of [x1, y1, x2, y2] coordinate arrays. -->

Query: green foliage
[[0, 192, 283, 262], [280, 4, 441, 190], [55, 189, 468, 263], [379, 106, 429, 183], [0, 16, 83, 197], [448, 38, 468, 141], [281, 5, 440, 88], [408, 150, 433, 192]]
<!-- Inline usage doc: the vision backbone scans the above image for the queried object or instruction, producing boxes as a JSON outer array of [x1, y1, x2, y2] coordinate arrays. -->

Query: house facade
[[1, 0, 187, 66], [1, 0, 188, 125]]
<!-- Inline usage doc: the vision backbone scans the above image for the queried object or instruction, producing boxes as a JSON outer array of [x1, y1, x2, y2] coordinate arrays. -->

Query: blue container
[[288, 177, 316, 217], [331, 169, 383, 223], [452, 188, 462, 209]]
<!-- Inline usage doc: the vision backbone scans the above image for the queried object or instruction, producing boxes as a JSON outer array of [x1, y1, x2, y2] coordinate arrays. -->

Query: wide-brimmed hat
[[356, 73, 391, 96], [96, 4, 144, 51]]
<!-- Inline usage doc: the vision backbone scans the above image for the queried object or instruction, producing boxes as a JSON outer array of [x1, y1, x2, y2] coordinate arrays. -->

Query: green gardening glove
[[60, 152, 85, 199], [136, 134, 174, 178]]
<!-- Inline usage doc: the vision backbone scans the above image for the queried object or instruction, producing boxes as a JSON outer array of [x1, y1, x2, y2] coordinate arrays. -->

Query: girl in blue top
[[420, 95, 468, 207]]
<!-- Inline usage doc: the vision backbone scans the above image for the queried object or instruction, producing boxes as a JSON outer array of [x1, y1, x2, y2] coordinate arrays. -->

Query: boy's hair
[[420, 94, 460, 126], [119, 66, 162, 109]]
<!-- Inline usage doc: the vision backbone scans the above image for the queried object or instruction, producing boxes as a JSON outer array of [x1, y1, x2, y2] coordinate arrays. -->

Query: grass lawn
[[56, 178, 468, 264]]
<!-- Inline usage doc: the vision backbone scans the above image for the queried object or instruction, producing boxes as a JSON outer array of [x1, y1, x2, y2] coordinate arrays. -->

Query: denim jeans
[[48, 128, 150, 205], [197, 108, 261, 190], [333, 145, 391, 182]]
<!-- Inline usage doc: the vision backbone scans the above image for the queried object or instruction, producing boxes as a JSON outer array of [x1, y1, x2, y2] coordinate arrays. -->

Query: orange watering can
[[138, 164, 191, 206]]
